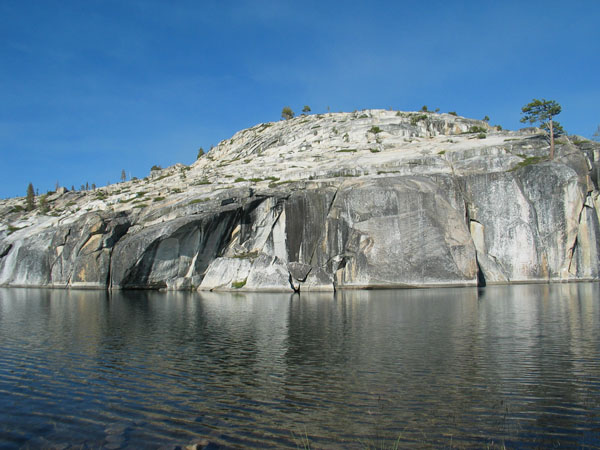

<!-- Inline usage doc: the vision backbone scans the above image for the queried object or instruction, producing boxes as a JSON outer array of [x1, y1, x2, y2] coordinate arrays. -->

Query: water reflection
[[0, 285, 599, 448]]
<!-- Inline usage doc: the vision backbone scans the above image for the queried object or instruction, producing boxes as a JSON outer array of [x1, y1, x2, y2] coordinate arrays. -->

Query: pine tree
[[39, 194, 48, 214], [26, 183, 35, 211], [121, 169, 126, 182], [281, 106, 294, 120], [520, 99, 562, 160]]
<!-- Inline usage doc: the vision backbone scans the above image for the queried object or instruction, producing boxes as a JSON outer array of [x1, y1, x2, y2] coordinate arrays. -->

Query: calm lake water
[[0, 284, 599, 449]]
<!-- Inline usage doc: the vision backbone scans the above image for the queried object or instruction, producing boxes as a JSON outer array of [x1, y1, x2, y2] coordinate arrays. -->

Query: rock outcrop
[[1, 110, 599, 291]]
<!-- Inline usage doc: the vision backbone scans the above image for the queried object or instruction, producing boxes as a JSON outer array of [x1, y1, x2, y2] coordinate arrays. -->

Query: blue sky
[[1, 0, 598, 199]]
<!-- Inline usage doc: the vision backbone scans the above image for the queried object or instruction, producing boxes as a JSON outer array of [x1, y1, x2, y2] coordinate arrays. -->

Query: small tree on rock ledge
[[26, 183, 35, 211], [281, 106, 294, 120], [520, 98, 562, 160]]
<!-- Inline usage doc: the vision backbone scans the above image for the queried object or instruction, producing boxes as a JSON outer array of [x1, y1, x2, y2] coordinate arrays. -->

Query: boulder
[[199, 257, 252, 291]]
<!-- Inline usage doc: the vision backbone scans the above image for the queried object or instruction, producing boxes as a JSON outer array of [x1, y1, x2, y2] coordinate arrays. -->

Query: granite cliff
[[1, 110, 600, 291]]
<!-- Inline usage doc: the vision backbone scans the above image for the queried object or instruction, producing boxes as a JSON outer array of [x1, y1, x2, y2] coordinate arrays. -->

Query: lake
[[0, 284, 599, 448]]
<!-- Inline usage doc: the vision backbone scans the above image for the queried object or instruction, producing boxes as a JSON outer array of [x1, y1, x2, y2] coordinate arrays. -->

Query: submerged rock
[[1, 110, 599, 290]]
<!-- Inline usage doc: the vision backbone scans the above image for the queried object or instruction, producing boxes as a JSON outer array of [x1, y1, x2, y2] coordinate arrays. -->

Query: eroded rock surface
[[1, 110, 599, 291]]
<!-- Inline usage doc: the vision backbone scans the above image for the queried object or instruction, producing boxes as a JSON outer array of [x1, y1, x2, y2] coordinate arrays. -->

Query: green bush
[[333, 172, 360, 178], [232, 251, 259, 259], [410, 114, 428, 125], [467, 126, 487, 134], [281, 106, 294, 120], [257, 123, 272, 133], [7, 225, 22, 235], [232, 278, 247, 289], [509, 155, 546, 171], [269, 180, 294, 188], [448, 111, 458, 116], [153, 174, 169, 182], [188, 198, 208, 205], [369, 126, 382, 134]]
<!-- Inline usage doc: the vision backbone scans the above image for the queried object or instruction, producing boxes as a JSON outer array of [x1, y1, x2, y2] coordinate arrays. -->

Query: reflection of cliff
[[279, 287, 600, 445], [2, 286, 598, 447], [475, 284, 600, 445], [280, 289, 487, 440], [0, 288, 109, 356]]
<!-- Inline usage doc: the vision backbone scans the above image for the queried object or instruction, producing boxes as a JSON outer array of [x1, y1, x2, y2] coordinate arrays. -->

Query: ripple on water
[[0, 286, 599, 448]]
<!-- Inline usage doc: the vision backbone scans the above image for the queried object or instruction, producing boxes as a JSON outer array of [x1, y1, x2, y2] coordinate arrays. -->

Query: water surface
[[1, 284, 599, 448]]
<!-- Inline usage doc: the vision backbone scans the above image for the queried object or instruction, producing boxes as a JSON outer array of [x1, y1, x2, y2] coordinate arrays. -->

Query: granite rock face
[[1, 110, 599, 291]]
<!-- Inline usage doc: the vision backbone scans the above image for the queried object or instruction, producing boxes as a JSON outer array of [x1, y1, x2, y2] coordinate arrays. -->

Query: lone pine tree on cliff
[[520, 99, 562, 160], [26, 183, 35, 211], [281, 106, 294, 120]]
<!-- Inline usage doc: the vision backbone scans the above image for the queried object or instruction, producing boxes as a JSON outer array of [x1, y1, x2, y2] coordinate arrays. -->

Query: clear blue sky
[[1, 0, 599, 199]]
